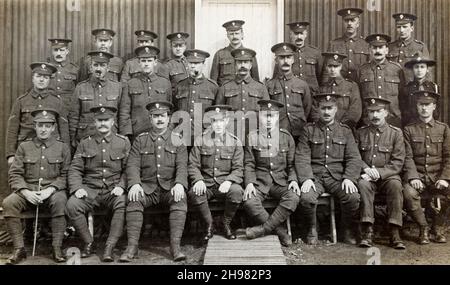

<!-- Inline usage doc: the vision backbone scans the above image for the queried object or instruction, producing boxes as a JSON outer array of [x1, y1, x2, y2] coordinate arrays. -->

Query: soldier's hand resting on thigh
[[218, 181, 232, 193], [243, 183, 257, 201], [289, 181, 301, 196], [193, 180, 207, 196], [171, 183, 185, 202], [301, 179, 316, 193], [435, 180, 449, 190], [75, 189, 88, 199], [410, 179, 425, 192], [342, 179, 358, 194], [38, 187, 56, 201], [111, 186, 124, 196], [20, 189, 42, 205], [128, 184, 144, 202], [364, 167, 380, 181]]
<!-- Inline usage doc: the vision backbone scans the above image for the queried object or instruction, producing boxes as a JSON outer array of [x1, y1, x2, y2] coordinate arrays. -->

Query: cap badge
[[141, 31, 145, 35], [348, 10, 351, 14], [334, 54, 339, 60], [283, 45, 287, 50], [99, 52, 103, 57], [41, 64, 46, 69], [215, 107, 220, 112], [326, 95, 331, 101], [155, 103, 160, 109], [296, 23, 300, 27], [177, 33, 181, 38], [241, 50, 245, 55], [55, 40, 58, 44], [267, 103, 272, 108], [194, 52, 198, 57], [400, 14, 404, 19], [232, 22, 235, 26], [417, 57, 422, 61], [371, 99, 376, 104], [145, 47, 149, 53], [376, 36, 380, 41], [424, 93, 429, 97], [42, 111, 47, 116], [100, 107, 105, 113]]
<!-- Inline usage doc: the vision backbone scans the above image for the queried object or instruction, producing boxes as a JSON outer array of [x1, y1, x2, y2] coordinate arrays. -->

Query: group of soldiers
[[2, 7, 449, 265]]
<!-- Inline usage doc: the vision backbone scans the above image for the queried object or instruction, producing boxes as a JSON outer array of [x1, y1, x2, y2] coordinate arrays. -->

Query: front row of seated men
[[2, 88, 449, 264]]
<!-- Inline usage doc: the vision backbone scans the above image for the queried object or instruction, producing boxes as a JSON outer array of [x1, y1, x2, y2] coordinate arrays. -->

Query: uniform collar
[[371, 59, 387, 69], [399, 37, 414, 47], [33, 136, 57, 148], [235, 74, 252, 84], [173, 56, 186, 63], [370, 122, 388, 133], [49, 57, 68, 67], [318, 120, 336, 131], [31, 88, 52, 98], [328, 76, 344, 85], [190, 75, 205, 84], [211, 131, 227, 142], [278, 71, 294, 81], [90, 76, 107, 87], [141, 72, 158, 82], [94, 132, 113, 143], [343, 33, 358, 42], [149, 128, 170, 141], [227, 43, 244, 50], [418, 118, 435, 127]]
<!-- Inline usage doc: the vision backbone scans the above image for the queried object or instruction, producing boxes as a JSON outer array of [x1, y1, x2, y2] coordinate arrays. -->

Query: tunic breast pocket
[[269, 89, 283, 100], [20, 107, 33, 125], [377, 145, 393, 163], [430, 136, 444, 156], [81, 152, 97, 169], [200, 147, 214, 168], [155, 88, 169, 101], [164, 145, 177, 167], [304, 58, 317, 75], [23, 155, 39, 180], [290, 88, 305, 107], [331, 137, 346, 158], [219, 59, 234, 75], [359, 73, 374, 91], [276, 147, 289, 166], [309, 138, 325, 159], [110, 150, 126, 169], [219, 149, 234, 171], [47, 155, 63, 178], [224, 90, 239, 104], [410, 136, 425, 155], [79, 94, 95, 112], [106, 94, 119, 103]]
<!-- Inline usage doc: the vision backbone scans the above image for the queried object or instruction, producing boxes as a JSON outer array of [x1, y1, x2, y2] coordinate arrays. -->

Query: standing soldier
[[210, 20, 259, 86], [274, 22, 322, 95], [121, 30, 159, 83], [266, 43, 311, 140], [122, 46, 172, 141], [324, 8, 369, 82], [403, 91, 450, 243], [119, 101, 188, 262], [79, 28, 124, 82], [188, 105, 244, 241], [161, 32, 190, 91], [356, 97, 406, 249], [244, 100, 300, 246], [357, 34, 405, 127], [295, 93, 361, 245], [216, 48, 269, 142], [311, 52, 361, 129], [66, 106, 130, 262], [401, 52, 438, 127], [173, 49, 218, 143], [2, 108, 71, 264], [47, 38, 79, 114], [6, 62, 69, 166], [387, 13, 430, 82], [69, 51, 130, 150]]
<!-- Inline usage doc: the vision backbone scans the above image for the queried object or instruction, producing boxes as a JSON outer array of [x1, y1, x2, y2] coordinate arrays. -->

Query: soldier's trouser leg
[[47, 191, 68, 248], [164, 191, 188, 258], [103, 193, 126, 247], [65, 195, 94, 244], [403, 183, 427, 226], [326, 176, 360, 226], [2, 193, 29, 249], [224, 183, 244, 221], [382, 179, 404, 227], [125, 195, 150, 247], [188, 188, 213, 226], [298, 181, 324, 236], [262, 185, 299, 233], [243, 190, 270, 224], [358, 179, 376, 225]]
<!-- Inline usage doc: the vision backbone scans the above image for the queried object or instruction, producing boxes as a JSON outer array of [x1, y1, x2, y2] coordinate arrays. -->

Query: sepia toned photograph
[[0, 0, 449, 268]]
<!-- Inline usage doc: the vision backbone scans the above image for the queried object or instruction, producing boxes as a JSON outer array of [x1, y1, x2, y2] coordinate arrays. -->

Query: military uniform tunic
[[161, 57, 190, 91], [120, 57, 166, 83], [69, 77, 130, 146], [210, 45, 260, 86], [48, 58, 79, 112], [266, 72, 312, 137], [356, 123, 406, 226], [122, 73, 172, 137], [6, 89, 69, 159]]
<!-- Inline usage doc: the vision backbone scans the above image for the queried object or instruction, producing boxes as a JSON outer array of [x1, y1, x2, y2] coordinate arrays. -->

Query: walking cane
[[32, 178, 43, 256]]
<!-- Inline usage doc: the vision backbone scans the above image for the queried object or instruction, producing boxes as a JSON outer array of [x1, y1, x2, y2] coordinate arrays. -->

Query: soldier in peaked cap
[[295, 92, 361, 245], [122, 45, 172, 141], [173, 49, 219, 144], [160, 32, 191, 90], [273, 21, 322, 94], [311, 52, 361, 129], [121, 30, 163, 83], [388, 13, 430, 82], [324, 8, 369, 82], [69, 50, 130, 150], [402, 91, 450, 244], [6, 62, 69, 166], [47, 38, 79, 112], [66, 105, 130, 262], [3, 107, 71, 264], [243, 99, 300, 246], [401, 52, 438, 126], [356, 97, 407, 249], [120, 100, 188, 262], [79, 28, 123, 81], [188, 104, 244, 241], [266, 42, 311, 139], [356, 34, 405, 128], [210, 20, 259, 86], [216, 48, 269, 143]]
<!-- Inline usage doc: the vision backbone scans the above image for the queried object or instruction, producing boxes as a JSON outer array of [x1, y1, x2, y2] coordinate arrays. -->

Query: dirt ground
[[1, 221, 450, 265]]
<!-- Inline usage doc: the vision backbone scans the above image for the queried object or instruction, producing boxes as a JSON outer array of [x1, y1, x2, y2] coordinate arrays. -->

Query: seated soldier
[[403, 91, 450, 243], [119, 101, 188, 262], [188, 105, 244, 241], [3, 108, 71, 264], [356, 97, 406, 249], [65, 105, 130, 262], [244, 100, 300, 246]]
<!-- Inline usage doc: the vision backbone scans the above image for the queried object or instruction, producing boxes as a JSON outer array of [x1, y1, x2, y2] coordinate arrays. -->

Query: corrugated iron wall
[[285, 0, 450, 123], [0, 0, 195, 199]]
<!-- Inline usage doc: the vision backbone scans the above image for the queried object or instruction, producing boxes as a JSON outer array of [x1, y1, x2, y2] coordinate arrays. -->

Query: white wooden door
[[195, 0, 284, 82]]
